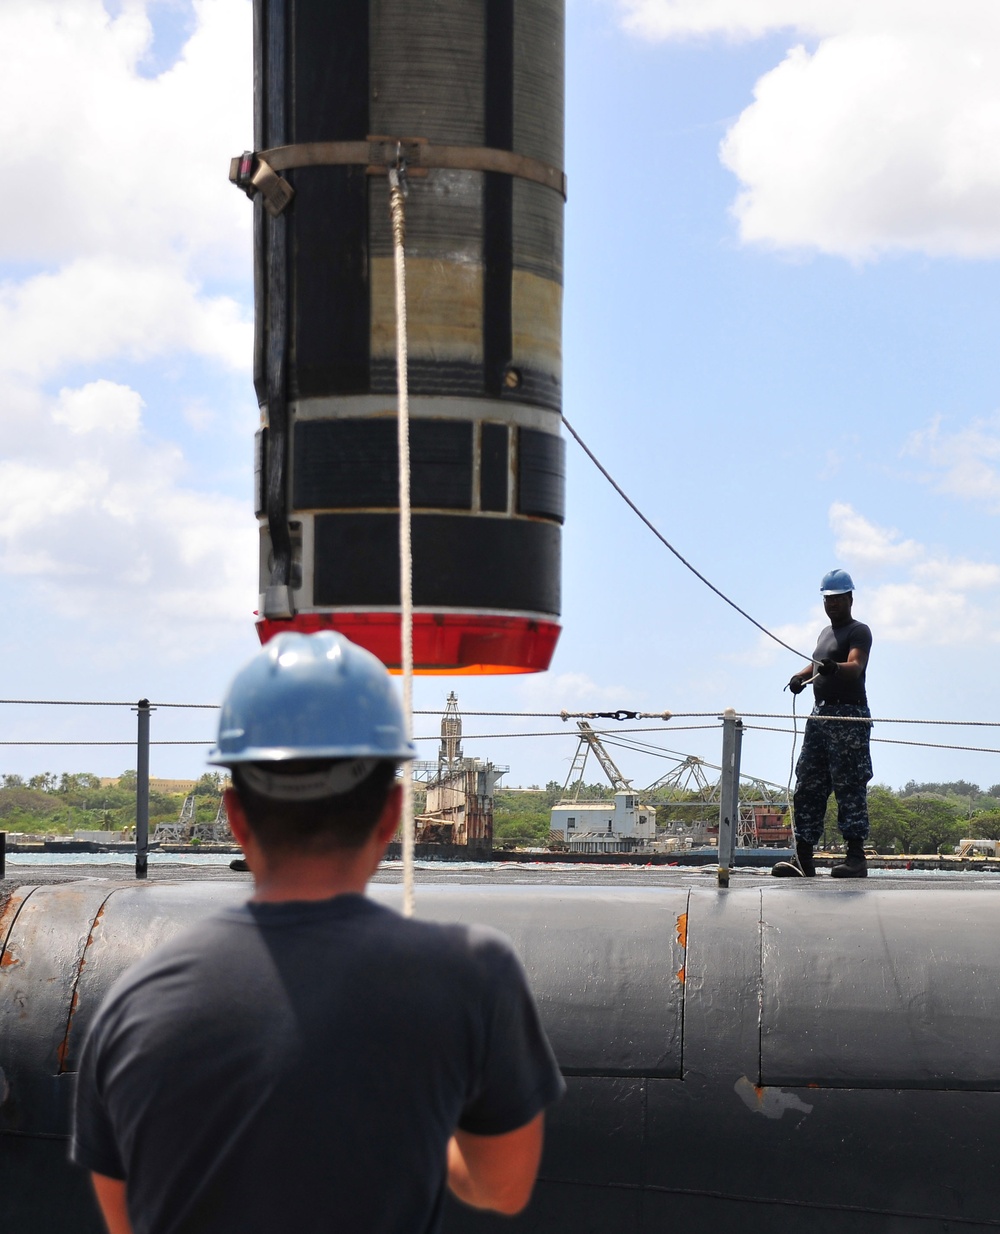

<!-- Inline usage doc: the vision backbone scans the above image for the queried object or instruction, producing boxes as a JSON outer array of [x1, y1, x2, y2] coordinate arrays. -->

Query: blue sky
[[4, 0, 1000, 795]]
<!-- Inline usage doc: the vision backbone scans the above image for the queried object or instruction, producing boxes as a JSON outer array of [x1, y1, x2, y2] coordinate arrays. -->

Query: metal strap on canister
[[230, 137, 567, 216]]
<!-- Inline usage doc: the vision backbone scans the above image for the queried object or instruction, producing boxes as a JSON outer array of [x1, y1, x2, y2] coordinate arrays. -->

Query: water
[[4, 854, 1000, 890], [3, 851, 236, 867]]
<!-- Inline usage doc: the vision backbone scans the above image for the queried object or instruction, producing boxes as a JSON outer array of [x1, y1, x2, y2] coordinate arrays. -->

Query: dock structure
[[411, 692, 507, 853]]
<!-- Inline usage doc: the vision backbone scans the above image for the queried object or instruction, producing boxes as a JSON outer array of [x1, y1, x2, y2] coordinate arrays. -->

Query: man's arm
[[91, 1174, 132, 1234], [447, 1112, 545, 1216], [833, 645, 868, 683]]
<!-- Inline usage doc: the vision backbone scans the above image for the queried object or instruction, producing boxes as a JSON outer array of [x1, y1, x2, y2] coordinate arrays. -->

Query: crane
[[560, 721, 634, 800]]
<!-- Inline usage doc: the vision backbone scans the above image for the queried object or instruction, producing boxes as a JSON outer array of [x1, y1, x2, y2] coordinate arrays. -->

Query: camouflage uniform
[[793, 703, 872, 843]]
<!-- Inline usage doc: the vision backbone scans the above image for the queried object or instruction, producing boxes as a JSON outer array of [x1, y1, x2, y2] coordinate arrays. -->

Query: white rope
[[786, 691, 798, 844], [389, 163, 415, 918], [780, 672, 819, 872]]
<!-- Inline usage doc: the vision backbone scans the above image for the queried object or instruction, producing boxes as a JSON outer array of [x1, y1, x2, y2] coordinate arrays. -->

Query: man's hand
[[788, 675, 806, 695], [817, 658, 838, 676]]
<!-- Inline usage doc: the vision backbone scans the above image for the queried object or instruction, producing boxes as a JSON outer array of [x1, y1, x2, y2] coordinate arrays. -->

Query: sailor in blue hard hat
[[773, 571, 874, 879], [71, 630, 564, 1232], [209, 629, 416, 869], [820, 568, 854, 595]]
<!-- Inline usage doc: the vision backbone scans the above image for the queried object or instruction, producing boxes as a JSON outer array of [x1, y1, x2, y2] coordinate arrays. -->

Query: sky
[[4, 0, 1000, 795]]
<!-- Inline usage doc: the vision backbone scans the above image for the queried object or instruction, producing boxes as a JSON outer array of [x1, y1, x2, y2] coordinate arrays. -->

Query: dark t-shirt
[[71, 894, 564, 1234], [812, 619, 872, 706]]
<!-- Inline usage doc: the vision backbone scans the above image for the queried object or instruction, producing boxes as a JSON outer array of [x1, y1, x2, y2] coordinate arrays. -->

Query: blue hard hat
[[208, 632, 417, 766], [820, 569, 855, 595]]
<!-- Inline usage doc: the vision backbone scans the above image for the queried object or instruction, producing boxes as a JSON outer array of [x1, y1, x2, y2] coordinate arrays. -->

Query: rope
[[745, 724, 1000, 757], [561, 415, 819, 665], [0, 726, 719, 749], [673, 712, 1000, 727], [389, 160, 415, 919], [413, 724, 720, 741], [0, 700, 219, 709], [0, 741, 212, 746], [782, 692, 804, 867], [2, 699, 998, 727]]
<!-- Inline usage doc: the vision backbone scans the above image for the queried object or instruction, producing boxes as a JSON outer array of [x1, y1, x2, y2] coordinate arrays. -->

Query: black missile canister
[[235, 0, 566, 672]]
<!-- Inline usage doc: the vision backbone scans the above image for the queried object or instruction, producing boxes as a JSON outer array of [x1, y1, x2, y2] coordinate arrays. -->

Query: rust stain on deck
[[57, 899, 108, 1074], [676, 912, 688, 950], [0, 888, 35, 971]]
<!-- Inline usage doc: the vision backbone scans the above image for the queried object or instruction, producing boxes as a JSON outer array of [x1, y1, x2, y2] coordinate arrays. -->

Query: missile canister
[[234, 0, 566, 673]]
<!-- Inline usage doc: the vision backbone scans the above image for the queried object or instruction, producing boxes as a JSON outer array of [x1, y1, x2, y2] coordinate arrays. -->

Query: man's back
[[72, 895, 562, 1234]]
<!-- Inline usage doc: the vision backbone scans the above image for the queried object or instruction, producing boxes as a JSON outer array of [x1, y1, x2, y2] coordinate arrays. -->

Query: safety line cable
[[2, 699, 998, 729], [597, 733, 720, 760], [7, 719, 996, 747], [630, 712, 1000, 727], [389, 160, 415, 919], [0, 725, 721, 750], [0, 741, 214, 747], [744, 724, 1000, 757], [0, 700, 220, 709], [561, 414, 818, 665], [415, 724, 720, 741]]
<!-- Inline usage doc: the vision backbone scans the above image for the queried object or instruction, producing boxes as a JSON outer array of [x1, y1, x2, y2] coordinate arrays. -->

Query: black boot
[[831, 838, 867, 879], [771, 839, 816, 878]]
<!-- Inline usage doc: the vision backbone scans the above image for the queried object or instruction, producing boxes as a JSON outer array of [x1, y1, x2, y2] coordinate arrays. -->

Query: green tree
[[59, 772, 101, 795], [904, 795, 965, 854], [867, 785, 916, 853], [967, 810, 1000, 841], [493, 811, 551, 846], [901, 779, 981, 799]]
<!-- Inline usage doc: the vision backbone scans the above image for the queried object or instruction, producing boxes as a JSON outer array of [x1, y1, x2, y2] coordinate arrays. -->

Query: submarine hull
[[3, 881, 999, 1231]]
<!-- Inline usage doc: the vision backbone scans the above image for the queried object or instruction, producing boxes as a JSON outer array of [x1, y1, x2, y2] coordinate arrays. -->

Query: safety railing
[[1, 699, 999, 884]]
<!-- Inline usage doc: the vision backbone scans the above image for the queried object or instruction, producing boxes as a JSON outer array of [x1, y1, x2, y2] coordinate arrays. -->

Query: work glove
[[788, 675, 806, 695], [817, 658, 838, 676]]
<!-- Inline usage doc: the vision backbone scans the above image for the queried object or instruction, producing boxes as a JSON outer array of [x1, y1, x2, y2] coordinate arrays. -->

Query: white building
[[551, 792, 657, 853]]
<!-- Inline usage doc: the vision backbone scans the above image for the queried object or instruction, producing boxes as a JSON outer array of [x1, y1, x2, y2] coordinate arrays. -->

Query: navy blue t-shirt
[[71, 894, 564, 1234], [812, 619, 872, 706]]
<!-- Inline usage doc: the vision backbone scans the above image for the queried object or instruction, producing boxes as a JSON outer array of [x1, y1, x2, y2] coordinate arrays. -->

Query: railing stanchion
[[718, 709, 743, 887], [135, 699, 151, 880]]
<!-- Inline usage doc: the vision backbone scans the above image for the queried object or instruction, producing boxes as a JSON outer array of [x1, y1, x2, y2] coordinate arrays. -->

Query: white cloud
[[748, 500, 1000, 659], [741, 616, 822, 668], [863, 582, 987, 645], [619, 1, 997, 42], [828, 501, 921, 569], [830, 504, 1000, 644], [0, 257, 251, 381], [53, 380, 143, 435], [912, 558, 1000, 590], [619, 1, 1000, 259], [904, 413, 1000, 511], [0, 377, 257, 654], [517, 671, 640, 713], [0, 2, 258, 660], [0, 0, 251, 269]]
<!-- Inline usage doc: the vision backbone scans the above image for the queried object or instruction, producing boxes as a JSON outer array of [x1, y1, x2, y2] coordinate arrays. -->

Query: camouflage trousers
[[793, 704, 873, 843]]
